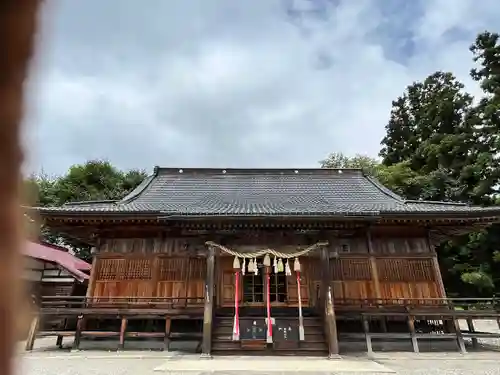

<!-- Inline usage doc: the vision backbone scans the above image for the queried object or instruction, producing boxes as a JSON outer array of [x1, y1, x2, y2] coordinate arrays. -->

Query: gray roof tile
[[35, 168, 500, 218]]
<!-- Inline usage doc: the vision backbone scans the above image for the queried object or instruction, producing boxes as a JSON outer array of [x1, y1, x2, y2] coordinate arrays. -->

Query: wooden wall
[[91, 255, 206, 303], [302, 232, 444, 305], [91, 228, 445, 306], [90, 237, 207, 302]]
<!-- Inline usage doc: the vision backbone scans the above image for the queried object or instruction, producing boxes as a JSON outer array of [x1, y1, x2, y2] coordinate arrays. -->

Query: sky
[[23, 0, 500, 176]]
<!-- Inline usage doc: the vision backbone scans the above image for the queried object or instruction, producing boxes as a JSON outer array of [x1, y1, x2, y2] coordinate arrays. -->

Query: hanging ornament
[[233, 256, 240, 269], [285, 259, 292, 276], [277, 258, 284, 273], [254, 258, 259, 275], [273, 256, 278, 274], [294, 257, 301, 272], [263, 254, 271, 267], [242, 258, 246, 275]]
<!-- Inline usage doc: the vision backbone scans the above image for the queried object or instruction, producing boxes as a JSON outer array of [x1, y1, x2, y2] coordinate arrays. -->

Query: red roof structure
[[23, 241, 91, 283]]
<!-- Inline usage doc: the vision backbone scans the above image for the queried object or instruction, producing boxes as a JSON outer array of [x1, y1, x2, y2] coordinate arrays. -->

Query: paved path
[[153, 356, 394, 373]]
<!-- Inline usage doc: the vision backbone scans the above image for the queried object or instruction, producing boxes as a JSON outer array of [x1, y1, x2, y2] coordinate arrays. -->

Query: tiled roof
[[24, 241, 91, 282], [33, 168, 500, 218]]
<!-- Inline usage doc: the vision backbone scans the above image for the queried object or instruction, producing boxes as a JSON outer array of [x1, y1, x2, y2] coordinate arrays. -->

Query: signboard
[[273, 319, 299, 349], [240, 319, 266, 340]]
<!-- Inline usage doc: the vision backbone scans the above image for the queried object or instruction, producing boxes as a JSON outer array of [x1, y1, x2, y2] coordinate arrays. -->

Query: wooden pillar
[[427, 230, 447, 298], [118, 316, 127, 350], [86, 253, 98, 302], [366, 227, 382, 301], [73, 314, 83, 351], [164, 317, 171, 351], [362, 316, 373, 357], [427, 230, 453, 332], [320, 246, 339, 358], [55, 318, 67, 349], [407, 315, 420, 353], [201, 245, 215, 358], [367, 227, 386, 331], [24, 315, 39, 351], [83, 251, 98, 333]]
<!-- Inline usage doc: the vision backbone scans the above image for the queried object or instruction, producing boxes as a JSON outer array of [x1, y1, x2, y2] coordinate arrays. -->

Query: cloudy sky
[[23, 0, 500, 176]]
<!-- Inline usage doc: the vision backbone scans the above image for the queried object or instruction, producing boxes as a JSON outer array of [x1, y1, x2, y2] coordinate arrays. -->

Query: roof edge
[[64, 199, 118, 207], [119, 173, 156, 204], [363, 175, 406, 202], [405, 199, 468, 207]]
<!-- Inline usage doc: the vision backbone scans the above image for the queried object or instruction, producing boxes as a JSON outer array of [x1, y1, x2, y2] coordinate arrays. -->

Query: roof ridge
[[155, 167, 364, 175], [119, 173, 156, 204], [363, 174, 406, 202]]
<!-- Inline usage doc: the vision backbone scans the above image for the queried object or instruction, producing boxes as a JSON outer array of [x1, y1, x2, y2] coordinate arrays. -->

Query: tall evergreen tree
[[375, 31, 500, 296], [379, 72, 482, 203]]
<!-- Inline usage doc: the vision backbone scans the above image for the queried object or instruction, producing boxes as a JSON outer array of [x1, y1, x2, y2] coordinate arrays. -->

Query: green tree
[[470, 31, 500, 200], [468, 31, 500, 295], [379, 71, 486, 204], [25, 160, 147, 260], [322, 32, 500, 296], [374, 31, 500, 296], [320, 152, 380, 175], [320, 153, 443, 201], [49, 160, 147, 205]]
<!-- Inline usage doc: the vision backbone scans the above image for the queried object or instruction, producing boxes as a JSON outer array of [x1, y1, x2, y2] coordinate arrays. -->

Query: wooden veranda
[[26, 296, 500, 355]]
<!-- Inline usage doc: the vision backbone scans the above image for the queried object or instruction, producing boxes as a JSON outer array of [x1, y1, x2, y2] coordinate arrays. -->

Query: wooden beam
[[201, 245, 215, 358], [320, 246, 339, 358]]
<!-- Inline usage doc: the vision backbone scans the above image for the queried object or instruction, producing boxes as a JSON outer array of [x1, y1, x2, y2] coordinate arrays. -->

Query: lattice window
[[331, 259, 371, 281], [126, 258, 152, 280], [96, 258, 127, 280], [408, 259, 435, 281], [377, 258, 435, 282], [158, 257, 206, 281], [187, 258, 206, 280]]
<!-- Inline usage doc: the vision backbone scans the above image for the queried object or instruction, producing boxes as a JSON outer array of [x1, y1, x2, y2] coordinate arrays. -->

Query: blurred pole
[[0, 1, 43, 374]]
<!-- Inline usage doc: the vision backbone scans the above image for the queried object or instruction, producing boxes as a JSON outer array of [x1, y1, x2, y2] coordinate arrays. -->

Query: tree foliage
[[323, 31, 500, 297], [25, 160, 147, 260]]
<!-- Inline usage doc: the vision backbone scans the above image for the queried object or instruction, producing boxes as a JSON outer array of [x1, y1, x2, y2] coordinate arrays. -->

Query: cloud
[[23, 0, 500, 175]]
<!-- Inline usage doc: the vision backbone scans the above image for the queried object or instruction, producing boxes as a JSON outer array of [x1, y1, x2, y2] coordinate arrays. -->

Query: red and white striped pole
[[266, 268, 273, 343], [232, 270, 240, 340], [232, 256, 240, 341]]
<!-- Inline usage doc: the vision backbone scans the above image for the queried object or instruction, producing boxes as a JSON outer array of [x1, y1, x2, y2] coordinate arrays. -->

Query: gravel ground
[[18, 352, 500, 375], [17, 319, 500, 375]]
